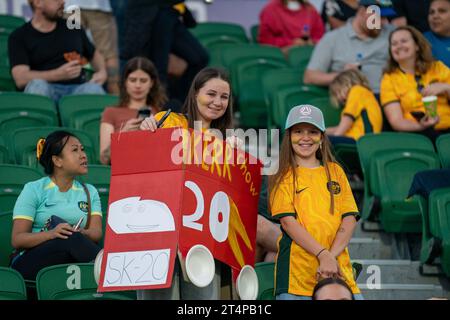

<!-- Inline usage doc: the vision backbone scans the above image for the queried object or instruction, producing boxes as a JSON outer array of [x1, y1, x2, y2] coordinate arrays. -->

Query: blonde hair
[[329, 69, 371, 108]]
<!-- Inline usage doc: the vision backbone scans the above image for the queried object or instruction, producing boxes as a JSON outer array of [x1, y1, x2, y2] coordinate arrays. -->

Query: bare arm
[[329, 216, 357, 258], [11, 61, 82, 89], [89, 50, 107, 85], [11, 219, 73, 250], [80, 215, 102, 243], [384, 102, 439, 132], [99, 122, 114, 165], [326, 115, 354, 136], [303, 69, 339, 86]]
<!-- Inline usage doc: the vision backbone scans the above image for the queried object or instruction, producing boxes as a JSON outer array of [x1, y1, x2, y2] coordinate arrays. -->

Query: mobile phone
[[157, 109, 172, 128], [410, 111, 426, 122], [137, 108, 151, 119]]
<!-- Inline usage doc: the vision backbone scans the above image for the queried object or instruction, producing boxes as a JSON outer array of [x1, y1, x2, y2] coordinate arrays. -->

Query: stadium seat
[[0, 135, 9, 164], [0, 165, 43, 214], [436, 133, 450, 168], [0, 93, 58, 134], [0, 266, 27, 300], [0, 14, 26, 36], [0, 211, 13, 267], [58, 94, 118, 157], [271, 84, 329, 129], [0, 66, 16, 92], [307, 96, 341, 127], [261, 69, 302, 129], [287, 45, 314, 72], [250, 24, 259, 43], [232, 57, 288, 128], [254, 262, 275, 300], [190, 22, 249, 47], [333, 143, 362, 177], [0, 34, 8, 67], [10, 126, 97, 167], [357, 133, 437, 223], [36, 263, 136, 300]]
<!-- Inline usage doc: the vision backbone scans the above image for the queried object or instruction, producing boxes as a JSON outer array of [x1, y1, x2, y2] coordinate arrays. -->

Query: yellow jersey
[[154, 111, 189, 129], [380, 61, 450, 130], [343, 85, 383, 140], [270, 162, 360, 296]]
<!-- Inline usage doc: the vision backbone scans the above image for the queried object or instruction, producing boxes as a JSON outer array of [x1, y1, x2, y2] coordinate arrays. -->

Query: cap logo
[[300, 106, 312, 116]]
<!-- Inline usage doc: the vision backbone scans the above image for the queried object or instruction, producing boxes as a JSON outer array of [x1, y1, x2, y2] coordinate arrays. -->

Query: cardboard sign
[[98, 129, 261, 292]]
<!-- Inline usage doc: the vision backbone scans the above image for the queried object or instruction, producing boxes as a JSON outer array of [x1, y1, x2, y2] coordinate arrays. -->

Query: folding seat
[[287, 45, 315, 72], [0, 266, 27, 300], [0, 14, 26, 36], [254, 262, 275, 300], [307, 96, 341, 127], [436, 133, 450, 168], [0, 211, 14, 267], [36, 263, 136, 300]]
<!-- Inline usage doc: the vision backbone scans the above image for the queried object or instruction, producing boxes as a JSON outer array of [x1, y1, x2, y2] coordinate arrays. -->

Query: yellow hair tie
[[36, 138, 46, 160], [173, 3, 186, 14]]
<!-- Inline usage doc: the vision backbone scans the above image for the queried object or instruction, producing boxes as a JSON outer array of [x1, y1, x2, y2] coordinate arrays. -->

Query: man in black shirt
[[392, 0, 431, 32], [8, 0, 107, 102]]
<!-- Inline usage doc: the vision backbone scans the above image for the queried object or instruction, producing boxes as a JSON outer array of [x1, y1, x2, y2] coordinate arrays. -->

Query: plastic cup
[[422, 96, 438, 118]]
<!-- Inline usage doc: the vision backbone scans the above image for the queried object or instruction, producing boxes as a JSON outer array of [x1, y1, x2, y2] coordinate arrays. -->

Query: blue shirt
[[424, 31, 450, 68], [13, 177, 102, 233]]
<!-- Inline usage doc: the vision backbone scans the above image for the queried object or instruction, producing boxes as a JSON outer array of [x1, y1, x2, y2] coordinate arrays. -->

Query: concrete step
[[352, 221, 383, 238], [354, 260, 442, 286], [359, 283, 446, 300], [349, 238, 394, 260]]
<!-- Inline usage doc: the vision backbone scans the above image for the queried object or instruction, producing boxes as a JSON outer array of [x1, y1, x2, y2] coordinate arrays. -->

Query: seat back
[[254, 262, 275, 300], [0, 135, 9, 164], [287, 45, 314, 71], [436, 133, 450, 168], [36, 263, 136, 300], [11, 127, 97, 167], [0, 14, 26, 36], [0, 34, 8, 67], [0, 212, 13, 267], [250, 24, 259, 43], [428, 187, 450, 239], [0, 267, 27, 300], [0, 165, 43, 213], [221, 44, 284, 71], [307, 96, 340, 127], [190, 22, 249, 45]]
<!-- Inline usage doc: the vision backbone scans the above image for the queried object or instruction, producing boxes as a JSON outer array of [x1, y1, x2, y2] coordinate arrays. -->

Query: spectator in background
[[381, 26, 450, 141], [122, 1, 208, 108], [109, 0, 127, 70], [327, 69, 382, 144], [424, 0, 450, 68], [321, 0, 358, 30], [65, 0, 121, 94], [312, 277, 355, 300], [10, 131, 103, 281], [258, 0, 325, 55], [99, 57, 167, 165], [8, 0, 107, 103], [392, 0, 431, 32], [304, 0, 394, 95]]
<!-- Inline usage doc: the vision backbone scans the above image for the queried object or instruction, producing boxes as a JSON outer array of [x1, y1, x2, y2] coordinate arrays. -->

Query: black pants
[[150, 8, 209, 104], [11, 232, 101, 281]]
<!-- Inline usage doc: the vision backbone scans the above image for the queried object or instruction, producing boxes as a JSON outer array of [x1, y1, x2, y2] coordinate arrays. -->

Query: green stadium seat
[[10, 126, 97, 167], [0, 165, 43, 214], [333, 143, 362, 177], [232, 57, 288, 128], [250, 24, 259, 43], [0, 93, 58, 134], [221, 44, 285, 73], [254, 262, 275, 300], [190, 22, 249, 47], [0, 267, 27, 300], [287, 45, 314, 72], [36, 263, 136, 300], [307, 96, 341, 127], [58, 94, 118, 157], [261, 69, 302, 129], [436, 133, 450, 168], [357, 133, 437, 223], [0, 66, 16, 91], [0, 211, 13, 267], [0, 34, 9, 67], [271, 84, 328, 129], [0, 135, 9, 164], [0, 14, 26, 36]]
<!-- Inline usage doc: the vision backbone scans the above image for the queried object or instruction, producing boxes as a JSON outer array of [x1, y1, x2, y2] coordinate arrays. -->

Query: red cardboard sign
[[98, 129, 261, 292]]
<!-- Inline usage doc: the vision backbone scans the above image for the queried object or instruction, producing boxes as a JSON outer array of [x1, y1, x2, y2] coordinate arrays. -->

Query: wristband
[[316, 248, 326, 258]]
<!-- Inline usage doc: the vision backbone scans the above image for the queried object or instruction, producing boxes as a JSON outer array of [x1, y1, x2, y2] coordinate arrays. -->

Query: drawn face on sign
[[108, 197, 175, 234]]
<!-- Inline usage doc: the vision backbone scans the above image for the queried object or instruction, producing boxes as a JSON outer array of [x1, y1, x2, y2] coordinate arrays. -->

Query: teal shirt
[[13, 177, 102, 233]]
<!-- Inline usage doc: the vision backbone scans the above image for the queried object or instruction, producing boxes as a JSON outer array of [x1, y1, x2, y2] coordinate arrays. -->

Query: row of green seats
[[357, 133, 450, 233], [0, 264, 136, 300]]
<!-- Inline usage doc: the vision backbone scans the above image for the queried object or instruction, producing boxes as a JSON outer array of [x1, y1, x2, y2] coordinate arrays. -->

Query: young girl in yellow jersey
[[327, 69, 383, 144], [269, 105, 362, 300]]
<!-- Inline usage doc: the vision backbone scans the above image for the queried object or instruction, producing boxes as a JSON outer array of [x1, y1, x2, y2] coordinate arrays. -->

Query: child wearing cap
[[268, 105, 362, 300]]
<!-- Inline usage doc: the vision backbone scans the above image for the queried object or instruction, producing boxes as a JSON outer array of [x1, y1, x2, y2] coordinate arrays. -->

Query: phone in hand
[[410, 111, 426, 122], [137, 108, 151, 119]]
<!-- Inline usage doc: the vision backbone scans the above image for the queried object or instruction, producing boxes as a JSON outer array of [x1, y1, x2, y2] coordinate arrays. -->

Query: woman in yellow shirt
[[269, 105, 361, 300], [381, 26, 450, 141]]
